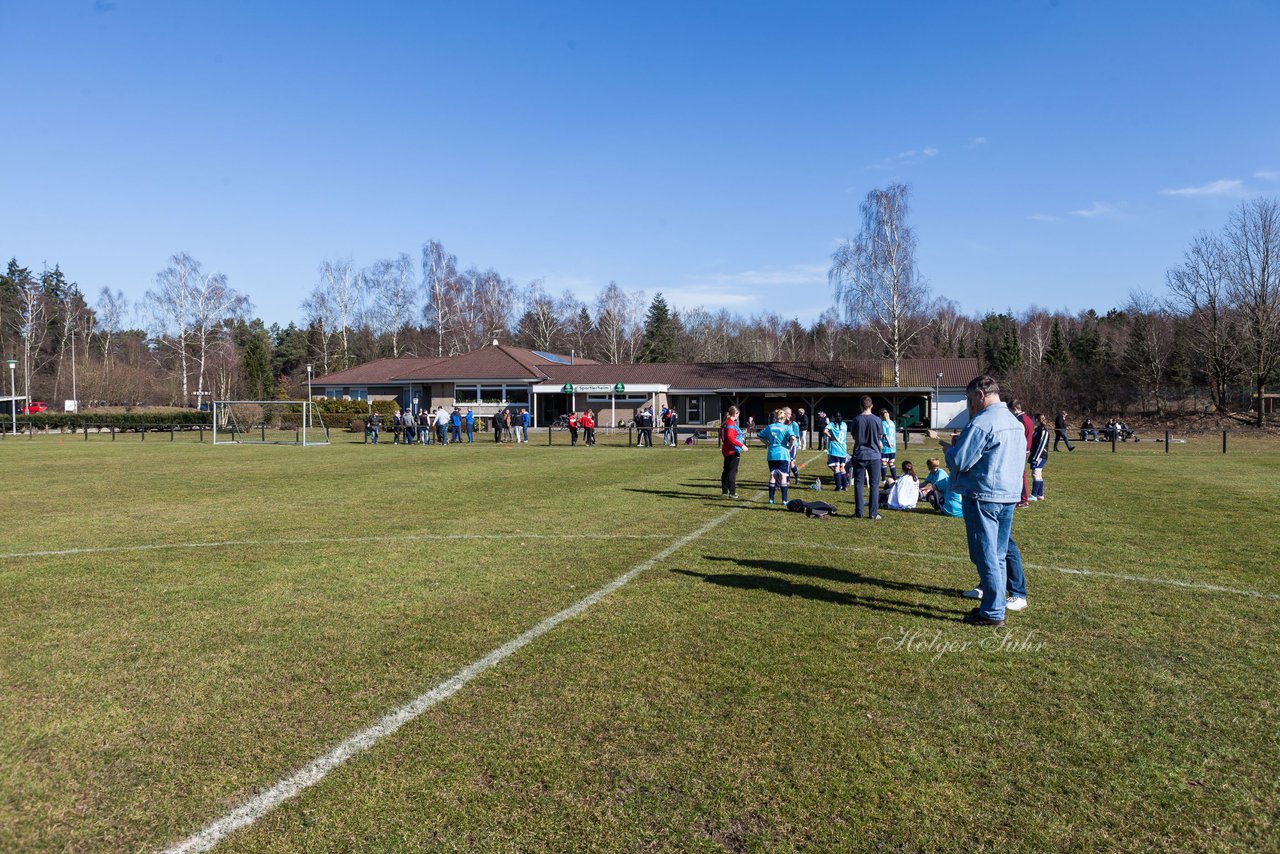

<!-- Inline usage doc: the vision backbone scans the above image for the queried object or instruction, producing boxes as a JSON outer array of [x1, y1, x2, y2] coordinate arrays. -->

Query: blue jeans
[[851, 456, 882, 518], [1006, 538, 1026, 598], [962, 496, 1016, 620]]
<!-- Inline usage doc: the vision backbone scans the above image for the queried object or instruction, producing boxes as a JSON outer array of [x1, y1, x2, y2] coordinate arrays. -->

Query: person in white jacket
[[885, 460, 920, 510]]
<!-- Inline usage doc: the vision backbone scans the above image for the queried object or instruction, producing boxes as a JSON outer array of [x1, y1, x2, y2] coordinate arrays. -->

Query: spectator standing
[[493, 410, 503, 443], [1029, 413, 1051, 501], [1010, 400, 1034, 507], [941, 375, 1028, 626], [815, 411, 829, 450], [368, 410, 382, 444], [465, 408, 475, 443], [450, 408, 463, 443], [568, 411, 579, 446], [796, 407, 809, 450], [500, 408, 512, 443], [392, 409, 403, 444], [435, 406, 450, 445], [662, 407, 678, 446], [850, 396, 885, 520], [581, 409, 596, 446], [422, 409, 437, 445], [637, 407, 654, 447], [720, 405, 747, 498], [1054, 410, 1075, 452], [520, 408, 530, 442], [402, 409, 416, 445]]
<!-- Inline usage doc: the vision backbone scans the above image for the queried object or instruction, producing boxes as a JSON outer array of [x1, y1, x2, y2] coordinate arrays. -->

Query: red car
[[20, 401, 47, 414]]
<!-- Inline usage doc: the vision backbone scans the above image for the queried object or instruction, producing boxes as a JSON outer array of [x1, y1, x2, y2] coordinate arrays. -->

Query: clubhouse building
[[313, 344, 981, 431]]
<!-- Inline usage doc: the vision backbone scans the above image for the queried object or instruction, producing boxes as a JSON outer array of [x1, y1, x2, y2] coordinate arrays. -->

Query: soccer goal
[[212, 400, 330, 446]]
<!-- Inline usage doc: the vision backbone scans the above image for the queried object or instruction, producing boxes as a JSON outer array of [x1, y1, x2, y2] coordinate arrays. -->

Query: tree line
[[2, 189, 1276, 423]]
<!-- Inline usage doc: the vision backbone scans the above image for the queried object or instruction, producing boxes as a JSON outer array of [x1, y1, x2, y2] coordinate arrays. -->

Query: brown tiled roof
[[315, 346, 597, 385], [538, 359, 980, 390], [313, 356, 447, 385], [316, 348, 979, 390]]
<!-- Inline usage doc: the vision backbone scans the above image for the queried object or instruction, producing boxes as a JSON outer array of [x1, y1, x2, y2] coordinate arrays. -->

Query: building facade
[[313, 344, 981, 431]]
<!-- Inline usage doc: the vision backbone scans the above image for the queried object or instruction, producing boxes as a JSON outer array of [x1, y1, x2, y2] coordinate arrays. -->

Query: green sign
[[613, 382, 626, 394], [562, 384, 574, 394]]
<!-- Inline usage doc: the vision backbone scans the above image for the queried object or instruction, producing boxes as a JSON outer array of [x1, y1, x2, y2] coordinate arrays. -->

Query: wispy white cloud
[[672, 263, 828, 311], [1071, 201, 1118, 218], [1027, 213, 1058, 222], [1160, 179, 1247, 197], [868, 146, 940, 169], [1255, 170, 1280, 181], [968, 136, 987, 148]]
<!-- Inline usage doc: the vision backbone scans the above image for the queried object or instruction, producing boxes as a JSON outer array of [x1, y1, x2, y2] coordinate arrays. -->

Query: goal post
[[211, 400, 330, 446]]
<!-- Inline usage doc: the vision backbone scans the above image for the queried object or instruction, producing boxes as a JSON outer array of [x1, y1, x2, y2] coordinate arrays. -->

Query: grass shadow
[[704, 556, 961, 599], [671, 568, 958, 622]]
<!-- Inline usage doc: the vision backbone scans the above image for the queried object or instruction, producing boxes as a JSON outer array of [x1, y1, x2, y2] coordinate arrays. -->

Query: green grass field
[[2, 431, 1278, 852]]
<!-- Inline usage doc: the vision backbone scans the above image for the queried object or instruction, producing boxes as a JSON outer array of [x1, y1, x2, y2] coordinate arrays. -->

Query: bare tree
[[593, 281, 643, 364], [1123, 291, 1176, 413], [147, 252, 202, 401], [830, 183, 933, 386], [96, 287, 128, 380], [516, 281, 563, 351], [15, 268, 49, 404], [315, 258, 360, 369], [422, 240, 460, 357], [366, 253, 417, 357], [1224, 197, 1280, 426], [191, 269, 249, 399], [1166, 233, 1239, 411], [301, 287, 336, 375]]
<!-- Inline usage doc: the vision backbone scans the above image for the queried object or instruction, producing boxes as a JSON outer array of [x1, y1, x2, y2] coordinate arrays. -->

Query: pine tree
[[1070, 316, 1101, 366], [242, 329, 274, 400], [1044, 318, 1070, 372], [638, 293, 678, 363], [271, 322, 308, 380]]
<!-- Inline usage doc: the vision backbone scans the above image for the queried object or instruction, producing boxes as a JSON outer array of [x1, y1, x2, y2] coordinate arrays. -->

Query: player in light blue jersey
[[880, 409, 898, 482], [757, 408, 794, 505], [824, 412, 849, 491]]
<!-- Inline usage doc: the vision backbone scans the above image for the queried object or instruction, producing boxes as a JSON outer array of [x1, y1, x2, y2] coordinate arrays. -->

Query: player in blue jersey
[[757, 409, 794, 505], [824, 412, 849, 491], [880, 408, 898, 483]]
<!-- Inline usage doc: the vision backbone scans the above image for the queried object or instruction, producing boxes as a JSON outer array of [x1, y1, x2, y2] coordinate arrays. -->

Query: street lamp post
[[934, 372, 943, 430], [7, 359, 16, 435], [306, 364, 314, 402]]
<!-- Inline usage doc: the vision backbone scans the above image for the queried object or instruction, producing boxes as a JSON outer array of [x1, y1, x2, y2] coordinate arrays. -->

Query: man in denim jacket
[[941, 375, 1027, 626]]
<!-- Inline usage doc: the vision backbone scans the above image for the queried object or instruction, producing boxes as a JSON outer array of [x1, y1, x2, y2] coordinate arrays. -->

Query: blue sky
[[2, 0, 1278, 327]]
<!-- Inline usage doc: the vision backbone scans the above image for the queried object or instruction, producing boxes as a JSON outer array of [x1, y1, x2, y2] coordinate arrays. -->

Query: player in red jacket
[[1010, 400, 1034, 507], [720, 405, 748, 498], [580, 410, 596, 446]]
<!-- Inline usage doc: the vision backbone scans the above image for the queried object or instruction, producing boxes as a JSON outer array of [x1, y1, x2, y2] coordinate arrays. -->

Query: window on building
[[349, 388, 368, 401], [324, 388, 341, 399], [479, 386, 506, 404], [505, 387, 529, 406], [454, 385, 480, 404]]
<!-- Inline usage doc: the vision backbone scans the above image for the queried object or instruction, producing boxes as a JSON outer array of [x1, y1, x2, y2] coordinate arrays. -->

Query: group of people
[[366, 407, 477, 445], [565, 410, 597, 446], [364, 405, 536, 445], [1078, 416, 1132, 443], [717, 376, 1051, 627], [491, 407, 531, 443], [631, 405, 683, 447]]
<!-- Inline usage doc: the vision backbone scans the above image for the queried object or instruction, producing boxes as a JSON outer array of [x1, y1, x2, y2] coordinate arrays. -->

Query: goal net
[[212, 400, 330, 446]]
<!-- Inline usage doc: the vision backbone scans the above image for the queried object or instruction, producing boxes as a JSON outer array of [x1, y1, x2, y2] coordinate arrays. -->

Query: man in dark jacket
[[1054, 410, 1075, 452], [850, 396, 884, 520]]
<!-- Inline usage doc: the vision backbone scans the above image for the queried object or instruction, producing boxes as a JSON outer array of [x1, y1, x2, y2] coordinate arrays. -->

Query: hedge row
[[21, 411, 214, 429]]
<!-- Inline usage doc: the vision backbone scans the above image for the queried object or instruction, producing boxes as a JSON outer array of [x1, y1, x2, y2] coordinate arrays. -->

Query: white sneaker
[[1006, 596, 1028, 611], [961, 587, 982, 599]]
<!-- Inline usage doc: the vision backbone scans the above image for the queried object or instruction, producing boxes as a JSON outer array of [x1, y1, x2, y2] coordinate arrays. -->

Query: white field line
[[160, 497, 765, 853], [725, 538, 1280, 602], [0, 532, 672, 561]]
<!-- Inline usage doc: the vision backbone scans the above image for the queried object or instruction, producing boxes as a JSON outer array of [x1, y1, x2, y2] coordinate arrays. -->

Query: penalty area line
[[160, 499, 757, 853]]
